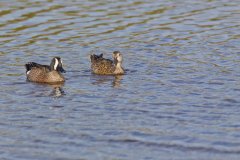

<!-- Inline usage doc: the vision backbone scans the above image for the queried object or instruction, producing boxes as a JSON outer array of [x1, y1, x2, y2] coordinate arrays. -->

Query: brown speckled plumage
[[90, 51, 124, 75], [25, 57, 65, 83]]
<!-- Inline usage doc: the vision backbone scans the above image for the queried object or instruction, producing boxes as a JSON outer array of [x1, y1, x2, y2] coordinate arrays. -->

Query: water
[[0, 0, 240, 159]]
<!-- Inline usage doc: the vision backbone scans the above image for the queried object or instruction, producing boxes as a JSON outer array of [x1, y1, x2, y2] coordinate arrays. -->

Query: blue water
[[0, 0, 240, 159]]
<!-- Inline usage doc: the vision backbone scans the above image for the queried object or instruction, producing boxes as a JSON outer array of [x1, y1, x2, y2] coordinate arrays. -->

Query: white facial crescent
[[54, 58, 59, 70]]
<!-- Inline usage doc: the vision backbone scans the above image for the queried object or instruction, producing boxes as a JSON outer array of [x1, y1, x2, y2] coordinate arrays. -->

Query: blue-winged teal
[[25, 57, 65, 83], [90, 51, 125, 75]]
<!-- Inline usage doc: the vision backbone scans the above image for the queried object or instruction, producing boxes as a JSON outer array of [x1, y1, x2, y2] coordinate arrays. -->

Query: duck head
[[50, 57, 66, 73], [112, 51, 123, 64]]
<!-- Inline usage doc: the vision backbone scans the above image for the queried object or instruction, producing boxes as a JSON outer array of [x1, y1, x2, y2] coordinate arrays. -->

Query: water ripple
[[0, 0, 240, 159]]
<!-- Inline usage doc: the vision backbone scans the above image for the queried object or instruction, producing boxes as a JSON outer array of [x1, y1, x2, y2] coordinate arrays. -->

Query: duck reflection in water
[[112, 75, 123, 88], [48, 83, 65, 97], [91, 75, 123, 88]]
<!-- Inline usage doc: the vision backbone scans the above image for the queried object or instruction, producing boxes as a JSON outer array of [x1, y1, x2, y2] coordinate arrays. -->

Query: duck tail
[[90, 54, 103, 62], [90, 55, 95, 62], [25, 62, 38, 72]]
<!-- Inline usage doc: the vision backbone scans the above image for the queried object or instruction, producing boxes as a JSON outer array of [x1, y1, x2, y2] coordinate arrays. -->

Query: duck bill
[[59, 67, 66, 73]]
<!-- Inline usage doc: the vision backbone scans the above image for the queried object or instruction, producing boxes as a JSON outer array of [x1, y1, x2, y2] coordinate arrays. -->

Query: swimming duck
[[25, 57, 65, 83], [90, 51, 125, 75]]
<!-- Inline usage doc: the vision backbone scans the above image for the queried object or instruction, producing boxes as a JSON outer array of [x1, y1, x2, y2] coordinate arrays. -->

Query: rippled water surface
[[0, 0, 240, 159]]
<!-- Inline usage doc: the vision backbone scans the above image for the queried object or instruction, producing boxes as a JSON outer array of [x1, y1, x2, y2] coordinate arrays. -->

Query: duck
[[25, 57, 65, 83], [90, 51, 125, 75]]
